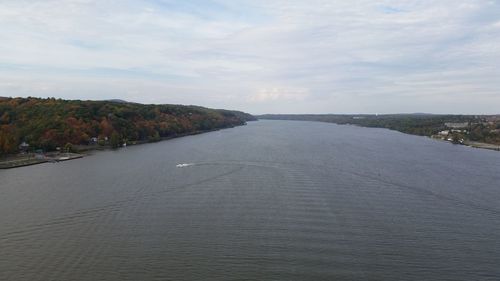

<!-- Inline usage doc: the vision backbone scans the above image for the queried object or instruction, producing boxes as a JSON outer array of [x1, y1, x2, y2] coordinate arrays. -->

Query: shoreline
[[464, 141, 500, 151], [430, 136, 500, 151], [0, 125, 242, 170], [0, 153, 84, 169], [260, 119, 500, 152], [354, 124, 500, 152]]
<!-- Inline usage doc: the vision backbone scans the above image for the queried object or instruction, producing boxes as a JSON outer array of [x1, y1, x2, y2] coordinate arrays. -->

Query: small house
[[18, 142, 30, 153]]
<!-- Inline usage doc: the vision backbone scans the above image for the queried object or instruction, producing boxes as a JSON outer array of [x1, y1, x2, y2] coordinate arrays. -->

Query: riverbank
[[258, 115, 500, 153], [0, 126, 242, 169], [430, 136, 500, 151], [465, 141, 500, 151], [0, 153, 83, 169]]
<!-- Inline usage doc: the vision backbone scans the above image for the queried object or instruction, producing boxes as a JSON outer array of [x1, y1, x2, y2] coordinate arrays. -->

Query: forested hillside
[[0, 97, 255, 155], [258, 114, 500, 146], [258, 114, 470, 136]]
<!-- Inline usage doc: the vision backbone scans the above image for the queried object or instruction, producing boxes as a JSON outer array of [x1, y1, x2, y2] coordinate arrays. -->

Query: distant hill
[[105, 99, 129, 103], [0, 97, 255, 154]]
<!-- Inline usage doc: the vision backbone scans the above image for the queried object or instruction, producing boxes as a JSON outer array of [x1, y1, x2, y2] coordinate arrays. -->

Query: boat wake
[[176, 163, 194, 168]]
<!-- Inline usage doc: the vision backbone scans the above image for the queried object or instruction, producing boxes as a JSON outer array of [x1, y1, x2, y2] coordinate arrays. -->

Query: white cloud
[[249, 87, 310, 102], [0, 0, 499, 114]]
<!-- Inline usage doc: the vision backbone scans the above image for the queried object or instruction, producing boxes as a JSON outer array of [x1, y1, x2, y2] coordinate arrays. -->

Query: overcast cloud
[[1, 0, 499, 114]]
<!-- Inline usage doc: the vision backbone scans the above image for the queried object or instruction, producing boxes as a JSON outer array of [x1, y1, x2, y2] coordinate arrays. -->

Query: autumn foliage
[[0, 97, 255, 155]]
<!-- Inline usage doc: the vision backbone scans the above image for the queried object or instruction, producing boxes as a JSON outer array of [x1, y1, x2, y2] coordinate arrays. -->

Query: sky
[[1, 0, 499, 114]]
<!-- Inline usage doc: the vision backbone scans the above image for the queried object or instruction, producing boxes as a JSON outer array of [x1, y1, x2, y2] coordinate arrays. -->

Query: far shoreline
[[259, 118, 500, 152], [0, 125, 243, 170]]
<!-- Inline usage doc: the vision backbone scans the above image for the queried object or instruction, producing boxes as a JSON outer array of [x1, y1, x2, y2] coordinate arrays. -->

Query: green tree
[[64, 143, 74, 153], [149, 131, 161, 142], [110, 132, 121, 148]]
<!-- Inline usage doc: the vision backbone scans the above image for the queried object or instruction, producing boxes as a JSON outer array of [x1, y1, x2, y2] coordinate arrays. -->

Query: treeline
[[0, 97, 255, 155], [258, 114, 469, 135], [258, 114, 500, 144]]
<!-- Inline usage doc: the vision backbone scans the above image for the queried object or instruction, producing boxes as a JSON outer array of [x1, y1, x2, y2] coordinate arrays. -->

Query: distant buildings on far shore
[[444, 122, 469, 129]]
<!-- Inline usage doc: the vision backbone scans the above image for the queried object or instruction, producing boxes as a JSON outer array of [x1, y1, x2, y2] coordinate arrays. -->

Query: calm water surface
[[1, 120, 500, 281]]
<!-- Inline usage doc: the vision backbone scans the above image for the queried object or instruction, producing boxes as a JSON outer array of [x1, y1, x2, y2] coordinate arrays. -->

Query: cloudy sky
[[1, 0, 499, 114]]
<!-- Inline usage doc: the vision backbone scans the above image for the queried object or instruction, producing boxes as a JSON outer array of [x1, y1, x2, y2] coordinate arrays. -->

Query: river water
[[1, 120, 499, 281]]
